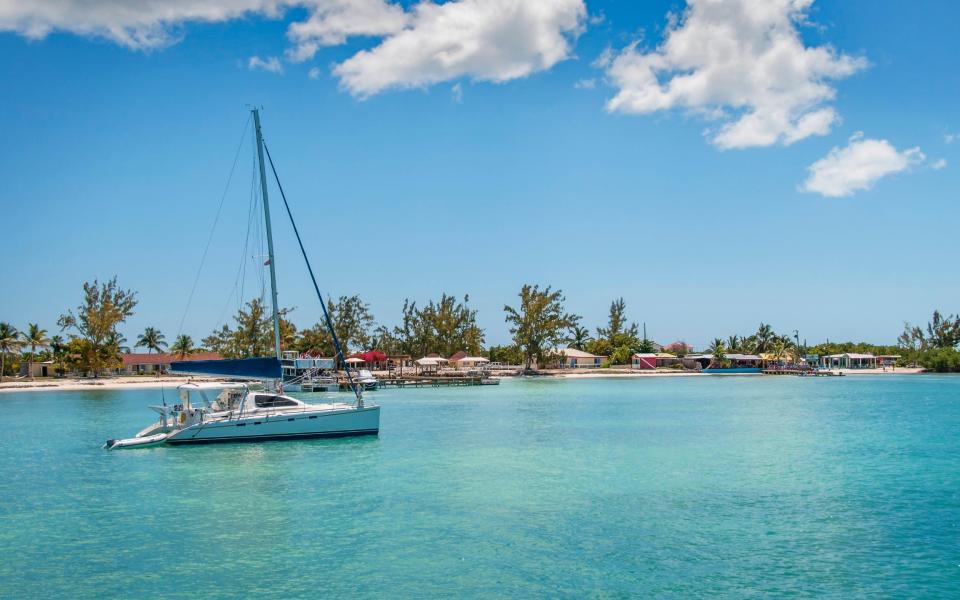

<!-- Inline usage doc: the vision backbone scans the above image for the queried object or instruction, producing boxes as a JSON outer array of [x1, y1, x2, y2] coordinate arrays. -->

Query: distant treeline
[[2, 277, 959, 378]]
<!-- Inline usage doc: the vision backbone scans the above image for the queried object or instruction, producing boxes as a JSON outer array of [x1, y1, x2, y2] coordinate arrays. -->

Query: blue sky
[[1, 0, 957, 349]]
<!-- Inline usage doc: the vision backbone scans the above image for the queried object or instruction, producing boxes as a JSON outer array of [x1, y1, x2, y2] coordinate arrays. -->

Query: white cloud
[[451, 82, 463, 102], [248, 55, 284, 73], [574, 78, 596, 89], [333, 0, 587, 97], [802, 133, 925, 197], [2, 0, 586, 96], [285, 0, 408, 62], [945, 132, 959, 144], [932, 158, 947, 170], [0, 0, 289, 50], [307, 66, 321, 79], [603, 0, 866, 149]]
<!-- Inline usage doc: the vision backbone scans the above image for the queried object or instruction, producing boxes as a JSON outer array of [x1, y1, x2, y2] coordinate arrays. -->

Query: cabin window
[[254, 395, 298, 408]]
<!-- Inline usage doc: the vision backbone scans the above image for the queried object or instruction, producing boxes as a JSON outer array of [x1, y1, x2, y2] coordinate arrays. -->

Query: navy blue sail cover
[[170, 357, 282, 380]]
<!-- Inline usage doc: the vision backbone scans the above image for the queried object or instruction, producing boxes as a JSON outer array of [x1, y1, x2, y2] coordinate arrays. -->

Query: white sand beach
[[0, 376, 231, 394]]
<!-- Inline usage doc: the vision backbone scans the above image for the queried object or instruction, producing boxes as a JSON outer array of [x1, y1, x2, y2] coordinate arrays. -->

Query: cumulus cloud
[[307, 66, 321, 79], [945, 132, 959, 144], [802, 133, 925, 197], [451, 82, 463, 102], [2, 0, 587, 96], [285, 0, 408, 62], [0, 0, 289, 49], [333, 0, 586, 97], [603, 0, 866, 149], [931, 158, 947, 170], [248, 55, 284, 73], [574, 78, 596, 89]]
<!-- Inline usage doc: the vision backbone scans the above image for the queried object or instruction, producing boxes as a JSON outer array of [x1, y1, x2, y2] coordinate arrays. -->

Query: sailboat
[[106, 109, 379, 449]]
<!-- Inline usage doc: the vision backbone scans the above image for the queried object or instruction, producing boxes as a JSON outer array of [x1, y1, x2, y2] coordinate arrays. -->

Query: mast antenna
[[252, 108, 283, 361]]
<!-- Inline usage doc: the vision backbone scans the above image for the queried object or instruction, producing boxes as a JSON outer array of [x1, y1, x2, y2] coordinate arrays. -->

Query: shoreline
[[0, 376, 233, 394], [0, 367, 928, 393]]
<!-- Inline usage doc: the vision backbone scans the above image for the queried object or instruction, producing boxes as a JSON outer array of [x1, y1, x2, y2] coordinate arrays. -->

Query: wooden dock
[[763, 369, 841, 377], [370, 376, 499, 389]]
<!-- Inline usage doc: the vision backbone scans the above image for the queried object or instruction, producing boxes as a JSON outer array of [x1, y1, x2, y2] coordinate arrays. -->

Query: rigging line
[[238, 139, 259, 315], [176, 114, 252, 339], [262, 141, 363, 405]]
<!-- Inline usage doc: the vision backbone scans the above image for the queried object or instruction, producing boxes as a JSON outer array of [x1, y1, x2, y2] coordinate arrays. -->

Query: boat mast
[[252, 108, 283, 360]]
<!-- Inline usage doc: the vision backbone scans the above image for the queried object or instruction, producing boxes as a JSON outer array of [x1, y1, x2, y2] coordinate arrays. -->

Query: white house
[[819, 353, 878, 369], [555, 348, 605, 369]]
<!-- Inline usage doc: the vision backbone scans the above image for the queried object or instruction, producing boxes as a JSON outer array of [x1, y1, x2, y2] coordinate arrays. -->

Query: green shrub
[[919, 348, 960, 372]]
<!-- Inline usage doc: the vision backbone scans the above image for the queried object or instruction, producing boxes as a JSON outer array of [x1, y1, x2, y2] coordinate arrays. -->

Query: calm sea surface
[[0, 375, 957, 598]]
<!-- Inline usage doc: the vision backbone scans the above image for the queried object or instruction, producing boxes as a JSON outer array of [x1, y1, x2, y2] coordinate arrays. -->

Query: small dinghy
[[105, 432, 170, 450]]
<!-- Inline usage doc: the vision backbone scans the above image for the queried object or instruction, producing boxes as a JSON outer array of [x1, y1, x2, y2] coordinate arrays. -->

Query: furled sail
[[170, 357, 281, 380]]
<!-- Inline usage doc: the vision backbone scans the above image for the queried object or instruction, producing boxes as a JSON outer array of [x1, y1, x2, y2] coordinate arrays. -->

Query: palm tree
[[22, 323, 50, 380], [49, 335, 68, 377], [106, 330, 131, 354], [706, 338, 727, 368], [136, 327, 167, 354], [170, 335, 194, 359], [726, 335, 740, 353], [568, 325, 592, 350], [770, 339, 788, 362], [0, 322, 24, 382], [754, 323, 775, 354]]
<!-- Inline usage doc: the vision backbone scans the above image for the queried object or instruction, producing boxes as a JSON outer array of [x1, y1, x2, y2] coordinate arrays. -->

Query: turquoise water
[[0, 376, 957, 598]]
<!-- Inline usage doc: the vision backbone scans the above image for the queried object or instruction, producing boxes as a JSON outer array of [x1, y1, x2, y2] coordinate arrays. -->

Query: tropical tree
[[391, 294, 484, 358], [0, 322, 23, 382], [770, 338, 789, 362], [726, 335, 740, 353], [325, 295, 374, 354], [370, 325, 399, 356], [202, 324, 236, 357], [204, 299, 296, 358], [486, 344, 525, 365], [596, 297, 641, 353], [504, 284, 579, 371], [295, 323, 334, 356], [753, 323, 775, 354], [568, 325, 592, 351], [57, 277, 138, 376], [637, 338, 656, 353], [926, 310, 960, 349], [49, 335, 68, 377], [136, 327, 167, 354], [106, 330, 131, 354], [706, 338, 727, 368], [170, 335, 194, 359], [22, 323, 50, 380]]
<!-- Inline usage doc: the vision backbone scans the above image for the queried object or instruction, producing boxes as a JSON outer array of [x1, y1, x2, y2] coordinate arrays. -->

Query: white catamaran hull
[[163, 405, 380, 445]]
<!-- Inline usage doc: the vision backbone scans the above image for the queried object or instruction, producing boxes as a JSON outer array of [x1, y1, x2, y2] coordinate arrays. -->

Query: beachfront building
[[632, 353, 657, 370], [686, 353, 763, 370], [878, 355, 901, 367], [819, 353, 878, 369], [120, 352, 223, 375], [450, 355, 490, 370], [415, 356, 448, 374], [19, 360, 56, 378], [632, 352, 679, 369], [555, 348, 606, 369]]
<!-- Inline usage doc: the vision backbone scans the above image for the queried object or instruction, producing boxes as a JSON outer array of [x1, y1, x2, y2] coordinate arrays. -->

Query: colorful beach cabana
[[631, 353, 657, 370]]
